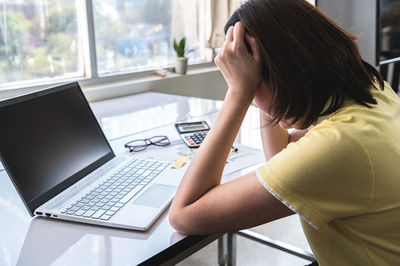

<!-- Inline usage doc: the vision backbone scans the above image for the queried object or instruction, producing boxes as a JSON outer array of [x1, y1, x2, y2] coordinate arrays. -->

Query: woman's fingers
[[226, 25, 234, 43], [245, 34, 261, 62], [215, 26, 231, 66], [233, 22, 246, 50]]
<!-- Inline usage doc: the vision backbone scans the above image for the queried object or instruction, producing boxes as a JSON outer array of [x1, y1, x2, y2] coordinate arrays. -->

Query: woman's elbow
[[169, 204, 201, 235], [169, 207, 189, 235]]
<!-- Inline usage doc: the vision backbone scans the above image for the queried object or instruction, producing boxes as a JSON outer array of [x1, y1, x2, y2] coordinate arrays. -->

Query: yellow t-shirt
[[257, 82, 400, 265]]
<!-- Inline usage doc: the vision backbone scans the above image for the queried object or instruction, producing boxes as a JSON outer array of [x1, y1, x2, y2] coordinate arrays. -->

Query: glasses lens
[[150, 136, 170, 146], [125, 139, 148, 152]]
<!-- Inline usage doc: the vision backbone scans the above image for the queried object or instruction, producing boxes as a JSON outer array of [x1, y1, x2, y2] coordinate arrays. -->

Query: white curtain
[[206, 0, 241, 48]]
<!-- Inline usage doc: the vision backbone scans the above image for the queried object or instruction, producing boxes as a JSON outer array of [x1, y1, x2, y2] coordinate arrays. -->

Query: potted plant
[[173, 37, 188, 75]]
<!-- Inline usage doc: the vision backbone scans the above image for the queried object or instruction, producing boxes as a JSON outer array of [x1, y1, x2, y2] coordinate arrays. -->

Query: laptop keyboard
[[62, 158, 169, 221]]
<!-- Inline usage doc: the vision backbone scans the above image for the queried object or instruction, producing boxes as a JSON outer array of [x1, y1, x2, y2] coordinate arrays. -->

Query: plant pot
[[175, 57, 188, 75]]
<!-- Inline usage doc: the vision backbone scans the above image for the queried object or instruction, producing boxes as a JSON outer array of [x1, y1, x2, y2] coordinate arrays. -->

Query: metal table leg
[[227, 232, 237, 266], [218, 234, 227, 265]]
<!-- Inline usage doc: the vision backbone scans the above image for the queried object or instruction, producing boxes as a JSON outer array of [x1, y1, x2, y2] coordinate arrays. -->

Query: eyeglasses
[[124, 135, 170, 152]]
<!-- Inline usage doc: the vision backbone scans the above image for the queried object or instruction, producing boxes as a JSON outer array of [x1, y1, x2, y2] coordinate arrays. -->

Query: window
[[0, 1, 82, 86], [0, 0, 210, 89], [93, 0, 206, 75]]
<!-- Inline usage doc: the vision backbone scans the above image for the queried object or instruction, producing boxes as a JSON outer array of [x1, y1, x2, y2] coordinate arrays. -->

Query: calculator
[[175, 121, 210, 148]]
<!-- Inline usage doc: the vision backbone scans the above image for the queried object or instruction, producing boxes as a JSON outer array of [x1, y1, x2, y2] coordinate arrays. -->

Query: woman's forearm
[[170, 90, 253, 210], [169, 22, 264, 231]]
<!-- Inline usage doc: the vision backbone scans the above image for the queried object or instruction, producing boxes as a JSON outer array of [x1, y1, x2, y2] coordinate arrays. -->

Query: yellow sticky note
[[172, 156, 188, 169]]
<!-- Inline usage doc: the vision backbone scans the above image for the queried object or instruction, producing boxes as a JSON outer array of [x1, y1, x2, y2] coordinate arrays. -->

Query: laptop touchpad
[[133, 184, 176, 208]]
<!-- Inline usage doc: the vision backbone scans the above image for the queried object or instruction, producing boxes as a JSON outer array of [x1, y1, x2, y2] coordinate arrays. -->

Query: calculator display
[[181, 124, 206, 131], [176, 121, 209, 133]]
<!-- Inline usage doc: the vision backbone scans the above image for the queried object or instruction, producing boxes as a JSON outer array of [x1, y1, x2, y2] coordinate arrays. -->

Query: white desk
[[0, 92, 264, 266]]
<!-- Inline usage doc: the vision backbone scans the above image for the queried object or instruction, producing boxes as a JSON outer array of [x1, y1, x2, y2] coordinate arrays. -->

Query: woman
[[169, 0, 400, 264]]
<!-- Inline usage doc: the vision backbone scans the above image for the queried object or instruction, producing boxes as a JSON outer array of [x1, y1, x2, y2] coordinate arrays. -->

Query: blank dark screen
[[0, 85, 112, 203]]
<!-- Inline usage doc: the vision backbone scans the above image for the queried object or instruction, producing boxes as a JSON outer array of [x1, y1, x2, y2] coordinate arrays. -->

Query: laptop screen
[[0, 82, 114, 214]]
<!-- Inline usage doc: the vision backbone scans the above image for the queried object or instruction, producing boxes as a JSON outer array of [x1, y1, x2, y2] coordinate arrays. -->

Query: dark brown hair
[[225, 0, 384, 129]]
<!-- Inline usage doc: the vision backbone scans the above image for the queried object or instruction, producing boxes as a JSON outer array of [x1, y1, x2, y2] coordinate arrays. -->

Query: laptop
[[0, 82, 184, 231]]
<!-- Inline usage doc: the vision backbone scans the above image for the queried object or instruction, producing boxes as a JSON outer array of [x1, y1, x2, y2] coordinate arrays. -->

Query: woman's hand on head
[[215, 22, 262, 99]]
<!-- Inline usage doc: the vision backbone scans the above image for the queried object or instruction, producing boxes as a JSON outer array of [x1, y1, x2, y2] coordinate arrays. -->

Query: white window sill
[[82, 65, 226, 102], [0, 65, 227, 102]]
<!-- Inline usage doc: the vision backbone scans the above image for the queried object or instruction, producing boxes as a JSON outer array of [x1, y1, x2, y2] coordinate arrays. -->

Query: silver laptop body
[[0, 82, 183, 231]]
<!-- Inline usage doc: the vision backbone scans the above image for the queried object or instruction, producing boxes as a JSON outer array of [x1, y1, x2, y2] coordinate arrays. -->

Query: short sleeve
[[257, 125, 374, 229]]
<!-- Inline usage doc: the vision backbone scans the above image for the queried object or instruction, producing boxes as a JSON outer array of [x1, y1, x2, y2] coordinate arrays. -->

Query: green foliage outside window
[[0, 2, 80, 83]]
